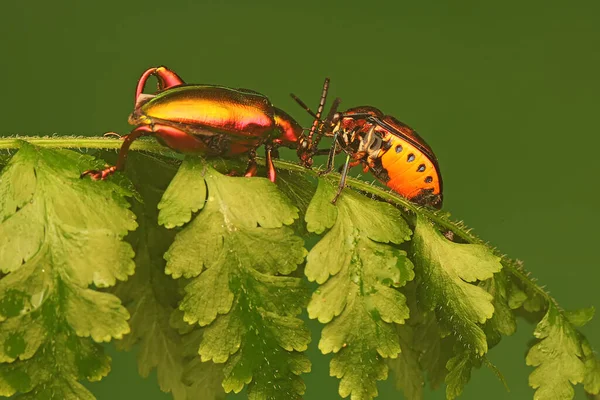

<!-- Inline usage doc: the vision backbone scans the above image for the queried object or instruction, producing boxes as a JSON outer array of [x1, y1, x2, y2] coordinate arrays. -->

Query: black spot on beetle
[[425, 176, 433, 183], [417, 164, 426, 172], [395, 145, 403, 153], [407, 153, 415, 162]]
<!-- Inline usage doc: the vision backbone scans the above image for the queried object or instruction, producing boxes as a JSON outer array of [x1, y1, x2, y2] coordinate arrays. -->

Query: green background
[[1, 0, 599, 399]]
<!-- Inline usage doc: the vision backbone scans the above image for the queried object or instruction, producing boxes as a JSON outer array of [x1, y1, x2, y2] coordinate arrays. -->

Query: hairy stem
[[0, 136, 167, 152], [0, 136, 554, 308]]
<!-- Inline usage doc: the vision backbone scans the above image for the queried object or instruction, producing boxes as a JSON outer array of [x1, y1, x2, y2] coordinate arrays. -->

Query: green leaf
[[526, 303, 587, 400], [273, 169, 318, 236], [305, 179, 413, 400], [412, 214, 503, 355], [582, 338, 600, 396], [0, 139, 595, 400], [0, 142, 136, 397], [111, 153, 207, 400], [503, 270, 545, 314], [414, 312, 454, 389], [182, 355, 226, 400], [395, 280, 448, 393], [0, 321, 110, 399], [304, 176, 338, 236], [565, 306, 595, 328], [481, 271, 517, 347], [157, 156, 207, 229], [445, 351, 477, 400], [160, 157, 310, 399], [387, 324, 425, 400], [506, 279, 528, 310], [523, 294, 546, 313], [178, 320, 226, 400]]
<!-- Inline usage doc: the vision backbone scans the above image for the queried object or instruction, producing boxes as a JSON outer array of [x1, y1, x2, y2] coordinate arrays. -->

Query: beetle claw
[[103, 132, 122, 139]]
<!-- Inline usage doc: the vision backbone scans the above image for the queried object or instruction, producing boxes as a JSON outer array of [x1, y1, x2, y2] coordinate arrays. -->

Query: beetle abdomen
[[379, 133, 442, 205], [141, 85, 276, 138]]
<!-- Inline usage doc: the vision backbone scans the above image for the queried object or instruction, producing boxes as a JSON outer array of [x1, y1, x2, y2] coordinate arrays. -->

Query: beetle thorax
[[338, 124, 385, 160]]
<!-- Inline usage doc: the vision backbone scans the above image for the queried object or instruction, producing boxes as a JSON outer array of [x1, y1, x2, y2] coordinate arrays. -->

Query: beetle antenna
[[323, 97, 341, 128], [311, 96, 341, 150], [290, 94, 320, 119], [307, 78, 330, 141]]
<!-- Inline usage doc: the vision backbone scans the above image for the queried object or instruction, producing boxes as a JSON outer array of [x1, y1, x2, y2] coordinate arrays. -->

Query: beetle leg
[[135, 67, 184, 105], [336, 159, 361, 173], [244, 149, 258, 178], [352, 160, 364, 169], [270, 146, 280, 160], [80, 165, 117, 180], [310, 146, 342, 158], [264, 144, 277, 182], [317, 131, 340, 176], [331, 154, 352, 204], [313, 148, 332, 156], [81, 125, 153, 180], [154, 66, 185, 90]]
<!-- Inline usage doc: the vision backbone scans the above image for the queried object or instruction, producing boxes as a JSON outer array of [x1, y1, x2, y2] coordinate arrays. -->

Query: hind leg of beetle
[[331, 154, 352, 204], [81, 126, 153, 180]]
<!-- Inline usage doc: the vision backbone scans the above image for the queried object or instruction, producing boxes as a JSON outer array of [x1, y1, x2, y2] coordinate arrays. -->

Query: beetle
[[81, 66, 303, 182], [292, 81, 443, 208]]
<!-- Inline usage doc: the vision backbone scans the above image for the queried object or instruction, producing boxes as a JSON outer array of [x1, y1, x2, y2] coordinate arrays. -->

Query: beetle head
[[273, 107, 304, 149], [296, 134, 314, 168]]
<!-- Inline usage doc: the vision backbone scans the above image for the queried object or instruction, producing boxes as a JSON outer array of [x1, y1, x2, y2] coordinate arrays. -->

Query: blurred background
[[1, 0, 598, 399]]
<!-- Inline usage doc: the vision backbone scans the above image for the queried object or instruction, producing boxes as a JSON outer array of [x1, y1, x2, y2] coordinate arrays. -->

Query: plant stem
[[0, 136, 167, 152], [0, 136, 554, 306]]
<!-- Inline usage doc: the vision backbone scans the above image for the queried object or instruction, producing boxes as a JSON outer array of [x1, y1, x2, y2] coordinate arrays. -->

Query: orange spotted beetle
[[293, 80, 443, 208]]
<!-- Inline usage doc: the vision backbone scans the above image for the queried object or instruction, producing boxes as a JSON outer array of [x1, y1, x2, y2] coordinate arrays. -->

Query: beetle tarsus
[[81, 127, 148, 181], [317, 168, 332, 177], [103, 132, 122, 139], [331, 189, 343, 204], [80, 166, 117, 181]]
